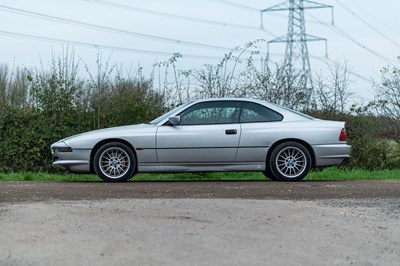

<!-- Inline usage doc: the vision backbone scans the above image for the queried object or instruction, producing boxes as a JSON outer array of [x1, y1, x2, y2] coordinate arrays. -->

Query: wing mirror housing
[[168, 116, 181, 125]]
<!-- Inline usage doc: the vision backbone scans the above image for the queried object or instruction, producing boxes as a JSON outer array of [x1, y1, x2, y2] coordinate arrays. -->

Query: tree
[[374, 59, 400, 120], [314, 60, 353, 119]]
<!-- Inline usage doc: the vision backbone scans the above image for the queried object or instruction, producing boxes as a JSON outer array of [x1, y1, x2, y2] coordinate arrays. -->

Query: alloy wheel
[[275, 146, 307, 179], [98, 147, 131, 179]]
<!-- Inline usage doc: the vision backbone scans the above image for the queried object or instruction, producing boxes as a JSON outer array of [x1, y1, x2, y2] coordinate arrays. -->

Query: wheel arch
[[90, 138, 137, 174], [266, 139, 316, 168]]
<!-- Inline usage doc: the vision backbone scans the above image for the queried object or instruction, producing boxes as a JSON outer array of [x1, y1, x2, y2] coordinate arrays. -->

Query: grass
[[0, 168, 400, 182], [307, 168, 400, 181]]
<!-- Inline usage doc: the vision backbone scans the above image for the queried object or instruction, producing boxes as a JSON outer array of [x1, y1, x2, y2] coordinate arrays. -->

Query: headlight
[[54, 147, 73, 153]]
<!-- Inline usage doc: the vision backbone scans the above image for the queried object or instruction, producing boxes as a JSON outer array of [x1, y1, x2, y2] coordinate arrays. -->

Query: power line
[[0, 4, 247, 53], [334, 0, 400, 49], [331, 26, 397, 65], [204, 1, 374, 87], [85, 0, 279, 39], [311, 55, 373, 84], [0, 29, 285, 60], [0, 30, 225, 60], [261, 29, 278, 38], [179, 1, 377, 86], [305, 12, 397, 66], [0, 1, 382, 86], [350, 1, 400, 39], [206, 0, 259, 12], [205, 0, 291, 21], [310, 55, 377, 97], [0, 28, 374, 93], [84, 0, 261, 31], [207, 0, 330, 25]]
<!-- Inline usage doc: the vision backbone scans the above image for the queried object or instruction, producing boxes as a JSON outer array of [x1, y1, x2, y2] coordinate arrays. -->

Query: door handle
[[225, 129, 237, 135]]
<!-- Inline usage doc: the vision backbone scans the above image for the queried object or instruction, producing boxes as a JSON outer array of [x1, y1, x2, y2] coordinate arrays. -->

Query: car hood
[[52, 123, 157, 148]]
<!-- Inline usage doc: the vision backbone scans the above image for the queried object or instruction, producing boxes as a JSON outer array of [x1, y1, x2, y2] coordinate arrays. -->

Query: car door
[[156, 101, 242, 163], [236, 101, 284, 163]]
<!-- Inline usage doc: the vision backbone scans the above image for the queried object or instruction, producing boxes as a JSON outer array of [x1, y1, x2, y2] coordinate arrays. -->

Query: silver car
[[51, 98, 351, 181]]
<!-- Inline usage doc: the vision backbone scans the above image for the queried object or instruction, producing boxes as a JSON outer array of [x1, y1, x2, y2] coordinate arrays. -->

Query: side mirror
[[168, 116, 181, 125]]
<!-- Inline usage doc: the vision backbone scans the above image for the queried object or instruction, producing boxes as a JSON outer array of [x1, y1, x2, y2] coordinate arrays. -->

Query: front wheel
[[268, 142, 311, 181], [93, 142, 136, 182]]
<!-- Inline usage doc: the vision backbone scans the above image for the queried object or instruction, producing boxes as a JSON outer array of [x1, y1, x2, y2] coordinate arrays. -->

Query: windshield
[[149, 101, 193, 125]]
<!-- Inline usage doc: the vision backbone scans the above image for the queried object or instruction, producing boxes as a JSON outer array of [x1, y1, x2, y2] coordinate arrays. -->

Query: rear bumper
[[313, 144, 351, 167]]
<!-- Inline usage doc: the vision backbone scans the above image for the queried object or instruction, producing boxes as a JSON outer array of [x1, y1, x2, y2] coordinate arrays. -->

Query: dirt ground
[[1, 181, 400, 266], [1, 180, 400, 202]]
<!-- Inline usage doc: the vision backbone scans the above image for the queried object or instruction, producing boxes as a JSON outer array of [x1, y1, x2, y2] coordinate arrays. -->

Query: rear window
[[272, 104, 316, 120], [240, 102, 283, 123]]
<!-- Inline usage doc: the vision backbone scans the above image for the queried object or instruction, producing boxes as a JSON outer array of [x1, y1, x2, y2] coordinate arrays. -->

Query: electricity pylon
[[262, 0, 333, 103]]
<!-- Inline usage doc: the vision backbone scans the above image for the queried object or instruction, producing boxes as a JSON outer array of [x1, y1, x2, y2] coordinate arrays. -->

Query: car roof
[[191, 97, 279, 106]]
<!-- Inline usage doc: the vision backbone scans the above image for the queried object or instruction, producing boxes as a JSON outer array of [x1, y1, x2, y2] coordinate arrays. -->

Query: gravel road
[[1, 181, 400, 266], [1, 180, 400, 202]]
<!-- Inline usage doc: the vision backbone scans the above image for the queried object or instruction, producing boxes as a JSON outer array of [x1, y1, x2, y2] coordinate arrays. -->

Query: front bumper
[[51, 142, 91, 173]]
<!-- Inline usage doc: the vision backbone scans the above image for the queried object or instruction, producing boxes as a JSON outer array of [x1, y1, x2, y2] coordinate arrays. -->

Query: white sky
[[1, 0, 399, 101]]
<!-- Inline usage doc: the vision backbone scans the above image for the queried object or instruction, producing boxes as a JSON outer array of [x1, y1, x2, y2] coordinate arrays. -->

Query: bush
[[0, 54, 165, 173], [308, 110, 400, 170], [1, 51, 400, 172]]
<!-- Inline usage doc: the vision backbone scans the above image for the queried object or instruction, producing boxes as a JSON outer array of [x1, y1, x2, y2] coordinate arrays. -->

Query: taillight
[[339, 128, 347, 141]]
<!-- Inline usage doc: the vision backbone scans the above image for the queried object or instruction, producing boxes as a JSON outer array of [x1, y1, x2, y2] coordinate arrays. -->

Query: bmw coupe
[[51, 98, 351, 181]]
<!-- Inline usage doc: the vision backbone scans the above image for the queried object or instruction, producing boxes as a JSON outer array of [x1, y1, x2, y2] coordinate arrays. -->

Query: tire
[[262, 168, 279, 181], [268, 142, 311, 181], [93, 142, 136, 182]]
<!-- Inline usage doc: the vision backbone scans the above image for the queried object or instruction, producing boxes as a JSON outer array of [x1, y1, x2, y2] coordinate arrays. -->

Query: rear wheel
[[268, 142, 311, 181], [262, 168, 279, 181], [94, 142, 136, 182]]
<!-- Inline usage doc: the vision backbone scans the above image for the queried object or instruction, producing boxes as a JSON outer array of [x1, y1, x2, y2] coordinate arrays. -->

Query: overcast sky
[[1, 0, 399, 100]]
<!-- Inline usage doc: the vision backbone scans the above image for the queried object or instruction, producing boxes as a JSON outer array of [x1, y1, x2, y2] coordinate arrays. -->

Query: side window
[[240, 102, 283, 123], [179, 101, 242, 125]]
